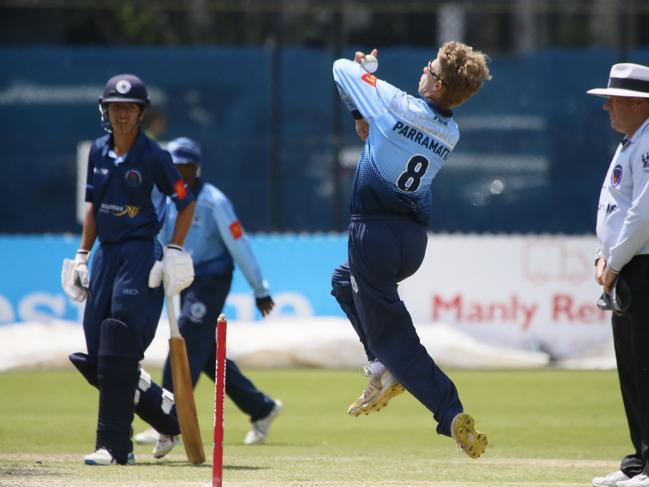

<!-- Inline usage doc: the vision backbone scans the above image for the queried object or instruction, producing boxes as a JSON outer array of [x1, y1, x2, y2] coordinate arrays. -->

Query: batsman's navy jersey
[[333, 59, 460, 224], [85, 130, 193, 243], [596, 117, 649, 271], [159, 180, 269, 297]]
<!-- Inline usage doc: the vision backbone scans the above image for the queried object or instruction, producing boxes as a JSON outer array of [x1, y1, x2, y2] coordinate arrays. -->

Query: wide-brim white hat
[[587, 63, 649, 98]]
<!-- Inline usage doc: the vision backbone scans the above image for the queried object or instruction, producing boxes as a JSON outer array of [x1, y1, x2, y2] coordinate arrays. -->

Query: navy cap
[[167, 137, 202, 166], [100, 74, 149, 106]]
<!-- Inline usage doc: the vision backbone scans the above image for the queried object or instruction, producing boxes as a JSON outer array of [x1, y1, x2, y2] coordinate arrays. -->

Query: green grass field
[[0, 367, 629, 486]]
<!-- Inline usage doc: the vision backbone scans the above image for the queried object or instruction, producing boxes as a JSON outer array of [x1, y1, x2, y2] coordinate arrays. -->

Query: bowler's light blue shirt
[[333, 59, 460, 224]]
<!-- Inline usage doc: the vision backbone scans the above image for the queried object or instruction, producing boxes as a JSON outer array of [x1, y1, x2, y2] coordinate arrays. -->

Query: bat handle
[[166, 296, 182, 338]]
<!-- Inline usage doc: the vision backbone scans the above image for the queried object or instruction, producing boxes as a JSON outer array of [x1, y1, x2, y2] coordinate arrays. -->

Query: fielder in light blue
[[331, 43, 492, 459], [135, 137, 282, 451], [158, 146, 269, 292]]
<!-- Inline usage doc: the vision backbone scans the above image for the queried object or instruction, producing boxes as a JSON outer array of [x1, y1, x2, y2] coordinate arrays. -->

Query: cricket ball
[[361, 54, 378, 74]]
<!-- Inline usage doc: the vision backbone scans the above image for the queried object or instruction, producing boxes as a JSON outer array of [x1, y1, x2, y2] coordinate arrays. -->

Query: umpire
[[589, 64, 649, 487]]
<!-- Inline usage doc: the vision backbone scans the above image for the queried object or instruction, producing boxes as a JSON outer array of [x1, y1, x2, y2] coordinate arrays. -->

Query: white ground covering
[[0, 317, 615, 371]]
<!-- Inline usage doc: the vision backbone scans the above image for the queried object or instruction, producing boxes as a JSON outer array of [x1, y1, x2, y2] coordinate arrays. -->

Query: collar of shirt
[[421, 97, 453, 118], [107, 149, 128, 166], [623, 115, 649, 149], [100, 130, 147, 165]]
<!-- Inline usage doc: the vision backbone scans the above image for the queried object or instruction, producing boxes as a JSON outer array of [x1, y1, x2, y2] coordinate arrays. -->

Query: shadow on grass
[[135, 460, 212, 468], [137, 460, 267, 471], [224, 464, 269, 471]]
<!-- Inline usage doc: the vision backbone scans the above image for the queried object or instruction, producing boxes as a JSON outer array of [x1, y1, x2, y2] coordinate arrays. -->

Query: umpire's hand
[[595, 257, 607, 286], [256, 296, 275, 317]]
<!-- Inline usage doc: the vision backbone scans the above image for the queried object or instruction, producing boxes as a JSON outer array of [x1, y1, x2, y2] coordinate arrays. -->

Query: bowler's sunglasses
[[427, 60, 447, 86]]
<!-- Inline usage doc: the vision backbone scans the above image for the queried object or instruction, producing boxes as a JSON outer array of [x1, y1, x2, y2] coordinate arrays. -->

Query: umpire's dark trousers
[[332, 216, 463, 437], [613, 255, 649, 477]]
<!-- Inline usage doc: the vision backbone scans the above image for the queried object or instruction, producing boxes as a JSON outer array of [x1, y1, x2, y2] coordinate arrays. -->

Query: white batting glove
[[61, 250, 90, 302], [148, 245, 194, 297]]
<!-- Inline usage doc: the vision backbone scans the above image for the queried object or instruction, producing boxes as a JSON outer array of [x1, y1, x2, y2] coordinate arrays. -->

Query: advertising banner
[[401, 235, 608, 358], [0, 234, 609, 358]]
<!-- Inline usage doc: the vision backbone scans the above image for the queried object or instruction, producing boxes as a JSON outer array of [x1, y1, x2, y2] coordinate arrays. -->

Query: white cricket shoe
[[153, 434, 179, 458], [451, 413, 488, 459], [619, 474, 649, 487], [347, 366, 404, 417], [134, 427, 159, 445], [592, 470, 630, 487], [84, 448, 135, 466], [244, 400, 283, 445]]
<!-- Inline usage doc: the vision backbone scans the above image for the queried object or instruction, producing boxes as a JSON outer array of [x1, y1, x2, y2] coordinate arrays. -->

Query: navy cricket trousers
[[83, 238, 164, 359], [83, 238, 164, 461], [162, 273, 275, 421], [332, 217, 463, 437]]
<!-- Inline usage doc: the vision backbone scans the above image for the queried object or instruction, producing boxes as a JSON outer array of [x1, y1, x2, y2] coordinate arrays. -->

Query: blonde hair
[[437, 41, 492, 108]]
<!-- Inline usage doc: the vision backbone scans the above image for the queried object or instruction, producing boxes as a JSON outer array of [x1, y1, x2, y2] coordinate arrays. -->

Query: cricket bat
[[166, 296, 205, 465]]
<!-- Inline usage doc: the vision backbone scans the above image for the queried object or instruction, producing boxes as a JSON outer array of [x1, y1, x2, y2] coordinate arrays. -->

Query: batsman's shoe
[[244, 400, 283, 445], [153, 434, 179, 459], [451, 413, 488, 459], [619, 474, 649, 487], [592, 470, 630, 487], [347, 369, 405, 417], [134, 427, 159, 445], [84, 448, 135, 466]]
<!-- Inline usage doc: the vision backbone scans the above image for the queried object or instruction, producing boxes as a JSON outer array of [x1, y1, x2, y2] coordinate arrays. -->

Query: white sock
[[367, 360, 386, 377]]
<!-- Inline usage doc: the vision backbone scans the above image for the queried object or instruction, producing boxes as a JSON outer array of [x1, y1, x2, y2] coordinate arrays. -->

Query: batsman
[[61, 74, 195, 465]]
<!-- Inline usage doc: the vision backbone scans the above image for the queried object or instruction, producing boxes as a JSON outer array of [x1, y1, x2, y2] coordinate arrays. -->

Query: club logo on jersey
[[93, 167, 109, 176], [174, 180, 187, 200], [229, 221, 243, 240], [611, 164, 623, 187], [361, 73, 377, 87], [125, 169, 142, 187], [112, 205, 141, 218], [642, 152, 649, 171], [189, 301, 207, 322], [116, 79, 132, 94]]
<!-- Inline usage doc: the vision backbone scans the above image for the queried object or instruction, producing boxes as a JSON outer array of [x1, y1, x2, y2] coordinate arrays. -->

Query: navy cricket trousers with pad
[[162, 273, 275, 421], [332, 217, 463, 436], [83, 238, 164, 462]]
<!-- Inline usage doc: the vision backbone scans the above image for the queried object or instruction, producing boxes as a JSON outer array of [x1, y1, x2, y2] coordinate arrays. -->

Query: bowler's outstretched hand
[[354, 48, 378, 64]]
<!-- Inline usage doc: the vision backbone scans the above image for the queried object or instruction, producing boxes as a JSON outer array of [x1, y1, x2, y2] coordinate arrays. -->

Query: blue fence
[[2, 46, 648, 234]]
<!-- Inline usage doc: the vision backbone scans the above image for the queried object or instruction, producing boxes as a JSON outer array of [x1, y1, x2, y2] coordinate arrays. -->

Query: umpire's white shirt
[[597, 116, 649, 271]]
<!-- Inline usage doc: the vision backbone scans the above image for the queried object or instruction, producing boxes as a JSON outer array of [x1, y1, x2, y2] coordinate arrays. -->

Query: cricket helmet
[[100, 74, 150, 106], [98, 74, 150, 133]]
